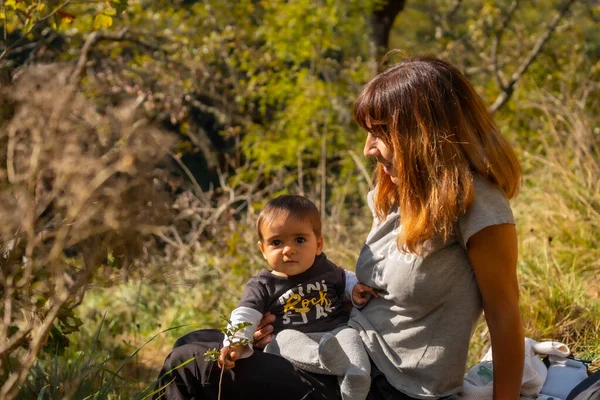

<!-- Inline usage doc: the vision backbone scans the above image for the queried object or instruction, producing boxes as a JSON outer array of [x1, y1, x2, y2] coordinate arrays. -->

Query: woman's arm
[[467, 223, 524, 400]]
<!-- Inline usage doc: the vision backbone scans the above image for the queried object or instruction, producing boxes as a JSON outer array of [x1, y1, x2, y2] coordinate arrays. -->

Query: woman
[[349, 55, 524, 399], [155, 55, 524, 400]]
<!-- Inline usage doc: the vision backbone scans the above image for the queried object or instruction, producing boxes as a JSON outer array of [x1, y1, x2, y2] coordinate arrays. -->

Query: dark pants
[[154, 329, 423, 400]]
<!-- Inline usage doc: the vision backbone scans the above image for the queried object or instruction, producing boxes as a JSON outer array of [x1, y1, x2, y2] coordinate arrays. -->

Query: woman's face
[[363, 132, 398, 184]]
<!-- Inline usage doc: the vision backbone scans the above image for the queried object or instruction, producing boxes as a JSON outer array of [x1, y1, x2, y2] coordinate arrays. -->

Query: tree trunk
[[369, 0, 406, 73]]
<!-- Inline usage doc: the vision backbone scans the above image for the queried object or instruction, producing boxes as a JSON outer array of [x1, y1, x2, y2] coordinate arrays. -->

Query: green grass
[[20, 313, 173, 400]]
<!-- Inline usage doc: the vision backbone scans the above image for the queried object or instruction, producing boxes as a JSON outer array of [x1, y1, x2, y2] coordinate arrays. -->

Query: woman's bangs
[[354, 89, 374, 131], [354, 86, 389, 138]]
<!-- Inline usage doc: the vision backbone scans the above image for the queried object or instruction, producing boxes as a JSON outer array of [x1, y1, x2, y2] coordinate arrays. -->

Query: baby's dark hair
[[257, 195, 322, 241]]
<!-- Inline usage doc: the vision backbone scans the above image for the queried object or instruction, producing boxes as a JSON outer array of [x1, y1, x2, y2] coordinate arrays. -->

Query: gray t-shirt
[[348, 174, 515, 399]]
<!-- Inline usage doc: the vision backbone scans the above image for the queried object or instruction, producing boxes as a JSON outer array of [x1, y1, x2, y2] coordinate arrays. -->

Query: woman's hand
[[252, 312, 276, 349], [352, 283, 379, 305]]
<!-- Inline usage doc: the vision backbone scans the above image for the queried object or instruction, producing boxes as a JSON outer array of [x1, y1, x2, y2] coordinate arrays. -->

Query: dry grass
[[511, 88, 599, 369]]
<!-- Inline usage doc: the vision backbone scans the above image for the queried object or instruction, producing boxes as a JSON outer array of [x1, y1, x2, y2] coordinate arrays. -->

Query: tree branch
[[70, 28, 169, 84], [71, 28, 128, 83], [491, 0, 519, 91], [1, 290, 69, 400], [434, 0, 463, 37], [446, 0, 463, 21], [490, 0, 578, 113]]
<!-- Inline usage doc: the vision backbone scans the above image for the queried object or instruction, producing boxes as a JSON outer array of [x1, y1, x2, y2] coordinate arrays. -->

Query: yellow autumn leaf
[[4, 0, 15, 7], [38, 3, 46, 12], [0, 12, 5, 20], [93, 13, 113, 30], [59, 16, 74, 29], [103, 7, 117, 16]]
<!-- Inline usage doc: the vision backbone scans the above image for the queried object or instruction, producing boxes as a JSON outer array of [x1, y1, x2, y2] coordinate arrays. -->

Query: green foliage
[[203, 348, 221, 363], [0, 0, 128, 60], [234, 0, 373, 178]]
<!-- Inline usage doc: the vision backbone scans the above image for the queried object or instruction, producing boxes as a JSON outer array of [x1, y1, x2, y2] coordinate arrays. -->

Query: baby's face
[[258, 216, 323, 277]]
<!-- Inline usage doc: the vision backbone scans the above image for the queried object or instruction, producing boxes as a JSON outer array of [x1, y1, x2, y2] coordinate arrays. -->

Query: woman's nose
[[363, 133, 378, 157]]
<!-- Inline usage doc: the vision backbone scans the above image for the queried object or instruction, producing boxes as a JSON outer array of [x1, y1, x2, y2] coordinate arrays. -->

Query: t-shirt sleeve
[[367, 188, 377, 219], [223, 277, 267, 359], [457, 174, 515, 249], [344, 269, 358, 296], [330, 262, 347, 298], [237, 277, 268, 312]]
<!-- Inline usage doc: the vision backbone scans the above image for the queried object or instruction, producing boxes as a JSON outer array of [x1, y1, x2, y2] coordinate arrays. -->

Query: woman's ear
[[257, 241, 267, 259], [316, 236, 324, 255]]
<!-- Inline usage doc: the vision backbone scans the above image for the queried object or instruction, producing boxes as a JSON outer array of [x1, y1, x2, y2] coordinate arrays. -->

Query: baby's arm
[[219, 306, 263, 369], [219, 343, 248, 370]]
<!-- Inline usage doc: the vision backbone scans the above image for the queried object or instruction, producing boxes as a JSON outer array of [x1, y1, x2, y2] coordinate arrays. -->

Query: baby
[[218, 195, 377, 400]]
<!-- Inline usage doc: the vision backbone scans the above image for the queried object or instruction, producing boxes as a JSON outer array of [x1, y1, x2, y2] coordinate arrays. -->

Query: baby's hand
[[352, 283, 379, 305], [218, 344, 247, 370]]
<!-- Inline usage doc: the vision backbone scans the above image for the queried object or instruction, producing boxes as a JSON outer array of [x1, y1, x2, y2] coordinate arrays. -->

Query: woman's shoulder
[[470, 173, 516, 206], [457, 173, 515, 248], [472, 173, 506, 196]]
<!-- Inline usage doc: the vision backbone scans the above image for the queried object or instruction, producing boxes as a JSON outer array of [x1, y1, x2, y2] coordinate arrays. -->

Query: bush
[[0, 63, 173, 399]]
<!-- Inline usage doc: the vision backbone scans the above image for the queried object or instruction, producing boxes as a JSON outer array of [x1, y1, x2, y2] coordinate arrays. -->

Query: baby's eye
[[296, 237, 306, 244], [271, 240, 282, 246]]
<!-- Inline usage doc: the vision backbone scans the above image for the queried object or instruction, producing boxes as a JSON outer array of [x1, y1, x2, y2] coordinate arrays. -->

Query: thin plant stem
[[219, 365, 224, 400]]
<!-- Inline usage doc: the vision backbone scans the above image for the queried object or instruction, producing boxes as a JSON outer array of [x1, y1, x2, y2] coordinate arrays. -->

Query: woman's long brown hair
[[354, 55, 521, 254]]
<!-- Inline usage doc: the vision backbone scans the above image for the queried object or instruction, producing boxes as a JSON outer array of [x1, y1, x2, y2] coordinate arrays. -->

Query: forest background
[[0, 0, 599, 399]]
